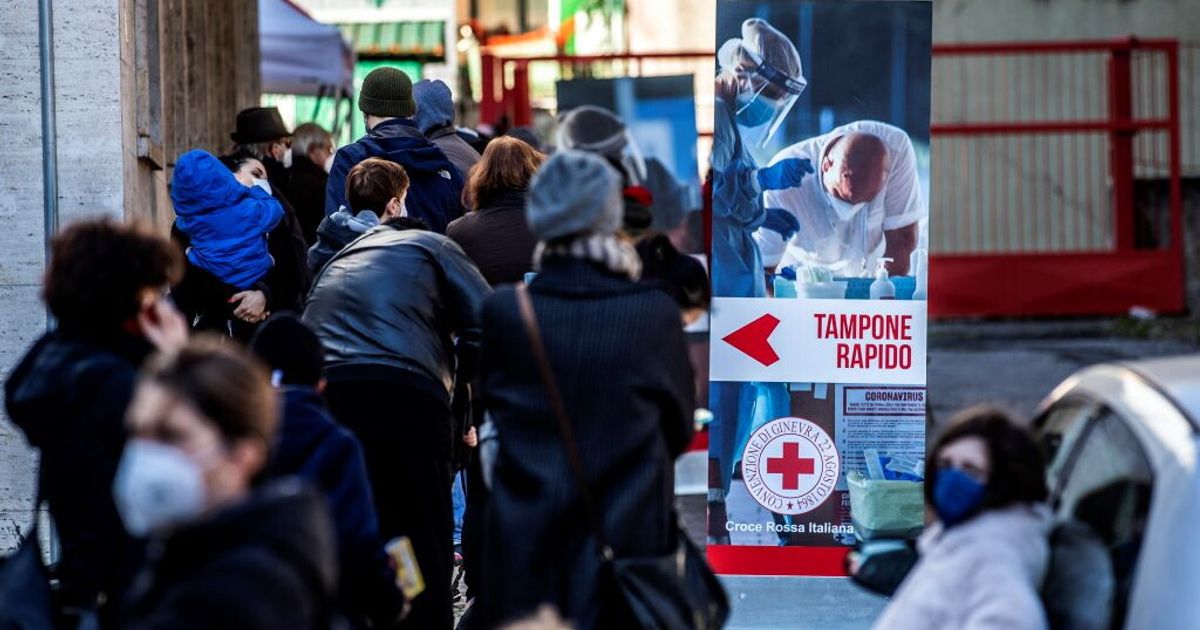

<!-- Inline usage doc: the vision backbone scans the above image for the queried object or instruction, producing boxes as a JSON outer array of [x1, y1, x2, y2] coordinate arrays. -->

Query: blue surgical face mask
[[735, 91, 776, 128], [933, 466, 987, 528]]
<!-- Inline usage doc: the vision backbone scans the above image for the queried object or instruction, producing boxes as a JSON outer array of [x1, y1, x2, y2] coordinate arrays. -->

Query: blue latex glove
[[757, 158, 815, 191], [763, 207, 800, 240]]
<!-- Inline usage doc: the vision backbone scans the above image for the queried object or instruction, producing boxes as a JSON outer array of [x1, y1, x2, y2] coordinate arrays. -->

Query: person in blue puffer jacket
[[324, 67, 464, 234], [170, 150, 284, 340], [172, 149, 284, 290]]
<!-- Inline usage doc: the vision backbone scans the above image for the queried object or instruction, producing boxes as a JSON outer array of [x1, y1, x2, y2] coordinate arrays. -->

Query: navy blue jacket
[[269, 388, 406, 629], [324, 118, 464, 234]]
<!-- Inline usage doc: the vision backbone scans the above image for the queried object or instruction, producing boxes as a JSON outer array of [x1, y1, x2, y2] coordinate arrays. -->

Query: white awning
[[259, 0, 355, 96]]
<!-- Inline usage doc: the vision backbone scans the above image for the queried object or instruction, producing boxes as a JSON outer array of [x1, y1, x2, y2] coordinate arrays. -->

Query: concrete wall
[[0, 0, 259, 550]]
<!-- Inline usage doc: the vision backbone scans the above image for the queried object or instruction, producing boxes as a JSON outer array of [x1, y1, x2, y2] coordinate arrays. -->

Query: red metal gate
[[929, 38, 1184, 317]]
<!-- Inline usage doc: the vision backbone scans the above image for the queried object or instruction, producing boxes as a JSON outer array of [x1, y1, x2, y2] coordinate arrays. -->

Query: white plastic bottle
[[869, 258, 896, 300], [911, 248, 929, 301]]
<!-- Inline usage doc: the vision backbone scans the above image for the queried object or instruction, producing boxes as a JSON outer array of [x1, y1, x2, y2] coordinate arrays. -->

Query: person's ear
[[229, 439, 268, 483], [821, 155, 834, 173], [316, 378, 327, 395]]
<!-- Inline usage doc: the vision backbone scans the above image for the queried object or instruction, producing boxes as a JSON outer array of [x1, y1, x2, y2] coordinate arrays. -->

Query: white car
[[1033, 355, 1200, 630]]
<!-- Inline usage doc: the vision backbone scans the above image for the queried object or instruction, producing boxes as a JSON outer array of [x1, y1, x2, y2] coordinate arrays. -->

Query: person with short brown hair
[[447, 137, 545, 286], [324, 66, 465, 234], [119, 336, 337, 630], [6, 218, 188, 627], [307, 157, 413, 273]]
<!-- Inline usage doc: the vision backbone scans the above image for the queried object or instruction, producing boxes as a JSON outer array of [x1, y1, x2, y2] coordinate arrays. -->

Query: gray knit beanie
[[359, 67, 416, 118], [527, 151, 623, 241]]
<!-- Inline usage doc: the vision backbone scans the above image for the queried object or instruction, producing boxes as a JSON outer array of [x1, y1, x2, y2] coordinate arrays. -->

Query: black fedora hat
[[231, 107, 291, 144]]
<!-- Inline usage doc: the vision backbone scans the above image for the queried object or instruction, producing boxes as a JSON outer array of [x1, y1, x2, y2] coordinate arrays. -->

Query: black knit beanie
[[359, 67, 416, 118], [248, 313, 324, 387]]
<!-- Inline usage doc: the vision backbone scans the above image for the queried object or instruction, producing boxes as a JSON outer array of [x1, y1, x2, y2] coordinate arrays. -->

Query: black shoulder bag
[[0, 486, 55, 630], [515, 285, 729, 630]]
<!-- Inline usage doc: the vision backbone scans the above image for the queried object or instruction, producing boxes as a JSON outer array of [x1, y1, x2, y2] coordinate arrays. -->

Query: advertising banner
[[708, 0, 932, 576]]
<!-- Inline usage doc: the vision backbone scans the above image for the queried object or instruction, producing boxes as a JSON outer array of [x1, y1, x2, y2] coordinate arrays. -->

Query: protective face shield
[[112, 439, 208, 536], [556, 106, 649, 185], [718, 19, 806, 148]]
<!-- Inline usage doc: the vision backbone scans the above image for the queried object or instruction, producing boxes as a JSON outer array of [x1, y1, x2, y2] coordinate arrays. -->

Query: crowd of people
[[3, 65, 714, 630], [3, 62, 1057, 630]]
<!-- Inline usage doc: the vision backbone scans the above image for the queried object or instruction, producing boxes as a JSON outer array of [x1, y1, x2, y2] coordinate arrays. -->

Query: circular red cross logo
[[740, 417, 840, 516]]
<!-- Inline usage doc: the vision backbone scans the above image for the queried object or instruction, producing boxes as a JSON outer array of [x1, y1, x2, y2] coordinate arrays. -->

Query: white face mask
[[323, 154, 335, 174], [827, 194, 866, 223], [281, 147, 294, 169], [112, 439, 208, 537], [252, 178, 273, 196]]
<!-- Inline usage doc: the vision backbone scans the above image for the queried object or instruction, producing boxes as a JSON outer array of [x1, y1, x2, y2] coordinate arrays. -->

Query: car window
[[1055, 408, 1154, 630], [1036, 398, 1098, 496]]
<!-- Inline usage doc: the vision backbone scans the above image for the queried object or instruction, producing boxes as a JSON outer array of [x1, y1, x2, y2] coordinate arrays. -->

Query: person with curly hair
[[5, 219, 187, 628]]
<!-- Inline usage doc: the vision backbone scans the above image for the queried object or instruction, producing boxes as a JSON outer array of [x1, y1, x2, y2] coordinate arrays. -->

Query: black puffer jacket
[[124, 480, 337, 630], [5, 332, 152, 620], [303, 222, 491, 402]]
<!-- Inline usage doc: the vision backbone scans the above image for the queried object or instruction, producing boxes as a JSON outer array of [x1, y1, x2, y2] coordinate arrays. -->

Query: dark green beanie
[[359, 67, 416, 118]]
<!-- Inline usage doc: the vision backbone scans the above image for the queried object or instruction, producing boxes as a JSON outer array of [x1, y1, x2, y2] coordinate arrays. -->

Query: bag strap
[[515, 285, 614, 562]]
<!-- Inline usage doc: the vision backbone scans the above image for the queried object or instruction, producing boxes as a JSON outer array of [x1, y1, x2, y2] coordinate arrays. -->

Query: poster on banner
[[707, 0, 932, 576]]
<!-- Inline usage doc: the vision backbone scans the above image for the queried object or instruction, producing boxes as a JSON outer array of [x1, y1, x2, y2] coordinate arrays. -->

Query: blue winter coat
[[269, 388, 406, 629], [324, 118, 464, 234], [172, 150, 284, 290]]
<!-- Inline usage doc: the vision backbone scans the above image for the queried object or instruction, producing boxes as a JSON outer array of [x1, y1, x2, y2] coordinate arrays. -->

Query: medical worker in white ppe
[[754, 120, 925, 277], [709, 17, 809, 543]]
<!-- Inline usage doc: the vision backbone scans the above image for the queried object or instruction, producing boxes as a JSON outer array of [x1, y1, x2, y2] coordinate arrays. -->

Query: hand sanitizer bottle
[[869, 258, 896, 300]]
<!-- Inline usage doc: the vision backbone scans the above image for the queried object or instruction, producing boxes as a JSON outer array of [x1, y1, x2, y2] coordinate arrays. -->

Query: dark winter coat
[[171, 150, 283, 290], [428, 125, 481, 179], [269, 388, 406, 629], [4, 332, 152, 618], [324, 118, 465, 234], [476, 258, 695, 629], [446, 189, 537, 286], [306, 209, 380, 275], [285, 155, 329, 246], [266, 186, 315, 312], [124, 481, 337, 630], [303, 223, 491, 403]]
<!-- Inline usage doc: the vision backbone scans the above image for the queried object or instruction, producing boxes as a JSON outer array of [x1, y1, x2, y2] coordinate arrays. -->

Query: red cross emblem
[[766, 442, 815, 490]]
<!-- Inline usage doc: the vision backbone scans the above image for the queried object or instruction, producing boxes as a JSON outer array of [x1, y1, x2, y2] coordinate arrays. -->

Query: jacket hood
[[314, 209, 380, 256], [922, 503, 1053, 582], [5, 333, 149, 447], [363, 119, 459, 179], [271, 388, 339, 471], [171, 150, 258, 216], [165, 479, 337, 593]]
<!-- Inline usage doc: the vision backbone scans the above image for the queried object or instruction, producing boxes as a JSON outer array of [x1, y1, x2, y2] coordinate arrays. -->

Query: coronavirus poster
[[707, 0, 932, 575]]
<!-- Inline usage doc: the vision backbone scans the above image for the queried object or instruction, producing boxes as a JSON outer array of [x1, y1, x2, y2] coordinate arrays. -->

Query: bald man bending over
[[754, 120, 925, 277]]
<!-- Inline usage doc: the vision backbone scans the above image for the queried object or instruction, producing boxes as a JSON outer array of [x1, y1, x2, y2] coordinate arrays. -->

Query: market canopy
[[259, 0, 355, 96]]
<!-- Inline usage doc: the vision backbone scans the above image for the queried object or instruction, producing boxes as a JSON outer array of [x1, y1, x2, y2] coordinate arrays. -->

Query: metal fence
[[928, 39, 1184, 317]]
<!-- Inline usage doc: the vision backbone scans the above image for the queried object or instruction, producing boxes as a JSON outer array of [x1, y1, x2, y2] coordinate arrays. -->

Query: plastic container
[[847, 471, 925, 541], [798, 281, 848, 300]]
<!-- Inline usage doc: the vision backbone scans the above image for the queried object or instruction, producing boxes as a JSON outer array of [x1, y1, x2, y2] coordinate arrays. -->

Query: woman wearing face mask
[[871, 406, 1051, 630], [169, 150, 284, 339], [118, 336, 337, 630]]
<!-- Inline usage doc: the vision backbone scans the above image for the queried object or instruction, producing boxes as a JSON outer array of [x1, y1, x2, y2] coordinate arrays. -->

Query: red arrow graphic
[[722, 314, 781, 366]]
